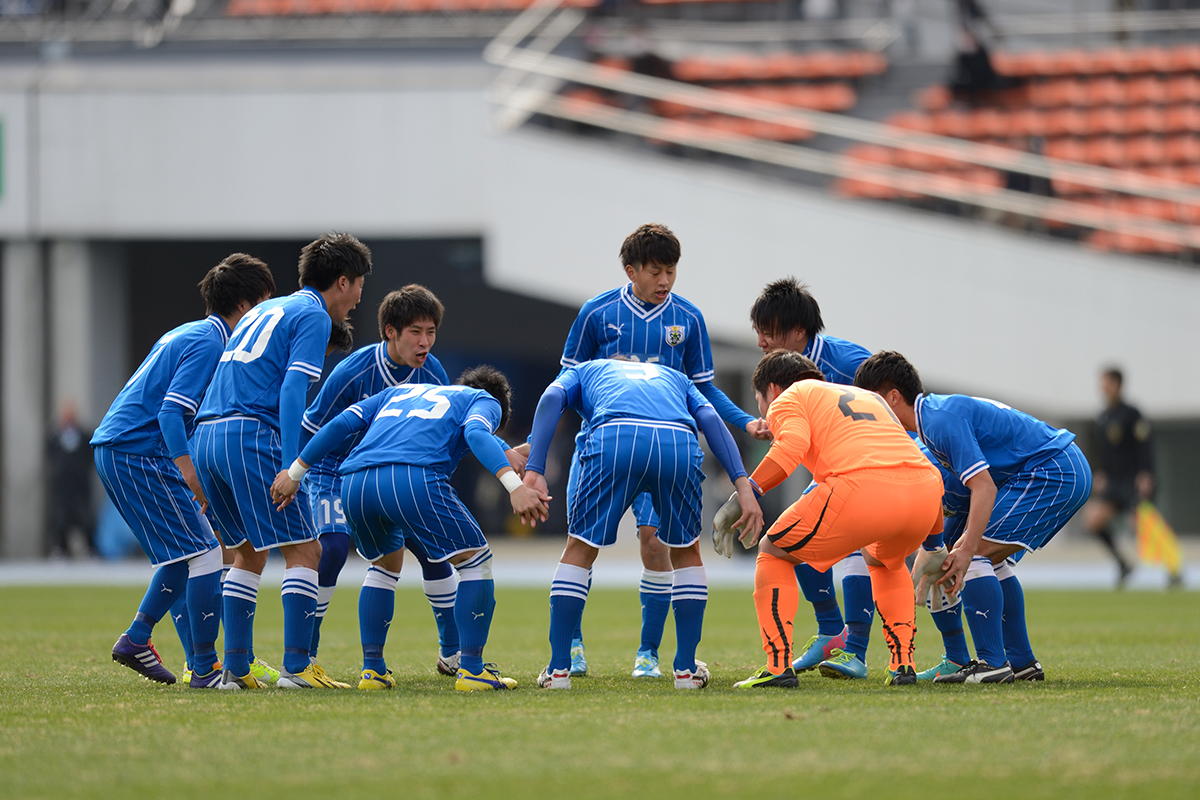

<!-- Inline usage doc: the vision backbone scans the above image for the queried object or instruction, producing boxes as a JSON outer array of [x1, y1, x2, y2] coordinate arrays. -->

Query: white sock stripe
[[316, 585, 337, 603], [640, 568, 673, 587], [363, 566, 400, 592], [639, 582, 673, 595], [225, 568, 261, 593], [994, 560, 1016, 581], [187, 547, 223, 577], [841, 551, 871, 578], [964, 557, 997, 582], [550, 585, 590, 601], [315, 603, 330, 616], [424, 592, 456, 608], [223, 584, 259, 603], [457, 548, 493, 572], [281, 583, 319, 600]]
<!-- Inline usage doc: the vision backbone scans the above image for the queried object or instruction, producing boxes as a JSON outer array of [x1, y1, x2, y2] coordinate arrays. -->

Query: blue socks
[[841, 552, 873, 661], [996, 561, 1036, 668], [222, 567, 261, 677], [185, 549, 223, 674], [413, 545, 460, 658], [639, 569, 673, 656], [359, 564, 400, 674], [929, 594, 971, 666], [571, 570, 593, 643], [960, 557, 1006, 667], [280, 566, 319, 674], [670, 566, 707, 673], [310, 532, 351, 658], [128, 561, 189, 644], [795, 562, 844, 637], [453, 549, 496, 675], [550, 563, 591, 672]]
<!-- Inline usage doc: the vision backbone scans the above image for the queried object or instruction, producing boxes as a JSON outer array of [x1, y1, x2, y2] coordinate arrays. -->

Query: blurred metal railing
[[485, 0, 1200, 251]]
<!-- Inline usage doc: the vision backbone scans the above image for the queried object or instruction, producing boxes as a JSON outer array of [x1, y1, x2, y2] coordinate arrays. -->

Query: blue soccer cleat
[[189, 667, 224, 689], [631, 650, 662, 678], [111, 634, 176, 684], [792, 626, 848, 672], [916, 654, 964, 681], [569, 638, 587, 677], [818, 648, 868, 680]]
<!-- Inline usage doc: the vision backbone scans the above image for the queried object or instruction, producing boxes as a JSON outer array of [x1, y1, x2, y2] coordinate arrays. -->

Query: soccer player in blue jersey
[[523, 358, 763, 690], [194, 232, 372, 690], [559, 223, 768, 679], [272, 366, 549, 691], [749, 278, 878, 680], [94, 254, 276, 687], [301, 286, 526, 676], [856, 351, 1092, 683]]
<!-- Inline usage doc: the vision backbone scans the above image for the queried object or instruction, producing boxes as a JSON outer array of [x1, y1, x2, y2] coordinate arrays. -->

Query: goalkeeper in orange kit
[[728, 350, 944, 688]]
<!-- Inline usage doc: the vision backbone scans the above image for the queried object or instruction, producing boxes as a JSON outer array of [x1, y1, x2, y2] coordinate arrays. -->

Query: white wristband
[[287, 460, 308, 482], [499, 471, 523, 494]]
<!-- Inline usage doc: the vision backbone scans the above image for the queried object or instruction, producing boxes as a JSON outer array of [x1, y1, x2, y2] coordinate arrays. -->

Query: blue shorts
[[979, 443, 1092, 562], [341, 464, 487, 562], [94, 446, 218, 567], [567, 421, 704, 548], [193, 417, 315, 551], [568, 435, 662, 530], [305, 466, 349, 537]]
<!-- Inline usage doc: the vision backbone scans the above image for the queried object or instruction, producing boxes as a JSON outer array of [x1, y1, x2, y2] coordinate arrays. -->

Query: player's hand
[[712, 492, 739, 558], [174, 455, 209, 514], [510, 485, 551, 527], [936, 544, 974, 598], [732, 478, 764, 549], [911, 546, 949, 604], [745, 418, 773, 441], [271, 470, 300, 511], [505, 447, 529, 478], [523, 470, 549, 497]]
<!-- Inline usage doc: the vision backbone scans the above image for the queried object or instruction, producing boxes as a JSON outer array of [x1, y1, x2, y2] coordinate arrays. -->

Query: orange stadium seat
[[1165, 135, 1200, 164], [1085, 106, 1128, 136], [1084, 136, 1130, 168], [1045, 108, 1089, 137], [1127, 76, 1169, 106], [1164, 105, 1200, 134], [1086, 77, 1126, 106], [1126, 136, 1167, 166], [1128, 106, 1167, 135], [885, 111, 935, 133]]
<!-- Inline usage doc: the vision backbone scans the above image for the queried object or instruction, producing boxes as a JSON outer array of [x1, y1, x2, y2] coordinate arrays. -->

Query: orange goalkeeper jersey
[[765, 380, 935, 483]]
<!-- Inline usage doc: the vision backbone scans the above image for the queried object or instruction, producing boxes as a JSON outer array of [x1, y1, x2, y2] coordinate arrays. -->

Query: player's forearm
[[695, 381, 754, 431], [295, 410, 364, 473], [156, 403, 192, 460], [694, 405, 747, 482], [526, 384, 568, 475], [748, 455, 790, 495], [958, 472, 998, 555], [278, 370, 310, 466]]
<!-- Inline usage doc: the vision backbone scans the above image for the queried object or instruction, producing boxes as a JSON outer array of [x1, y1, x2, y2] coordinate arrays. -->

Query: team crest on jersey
[[664, 325, 686, 347]]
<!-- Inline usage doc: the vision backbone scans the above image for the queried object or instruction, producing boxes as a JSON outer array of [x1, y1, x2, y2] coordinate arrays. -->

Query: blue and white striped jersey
[[302, 343, 448, 478], [91, 315, 232, 457], [553, 360, 711, 436], [197, 288, 331, 430], [803, 334, 872, 386], [560, 284, 715, 383], [915, 393, 1077, 486], [338, 384, 502, 476]]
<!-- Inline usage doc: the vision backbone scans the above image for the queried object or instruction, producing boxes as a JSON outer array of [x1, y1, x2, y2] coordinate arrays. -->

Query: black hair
[[297, 232, 373, 291], [619, 223, 681, 269], [457, 365, 512, 432], [853, 351, 924, 404], [1102, 367, 1124, 387], [751, 350, 825, 397], [327, 320, 355, 354], [377, 285, 444, 340], [198, 253, 276, 317], [749, 277, 825, 340]]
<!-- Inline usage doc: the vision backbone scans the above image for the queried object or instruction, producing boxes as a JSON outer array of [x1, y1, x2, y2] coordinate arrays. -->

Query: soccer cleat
[[537, 665, 571, 690], [885, 665, 917, 686], [569, 638, 587, 677], [631, 650, 662, 678], [792, 626, 848, 672], [189, 668, 224, 689], [308, 662, 352, 689], [357, 669, 396, 690], [933, 659, 1015, 684], [219, 669, 266, 690], [277, 664, 348, 689], [734, 666, 800, 689], [456, 664, 517, 691], [111, 634, 176, 684], [1012, 660, 1045, 682], [436, 651, 461, 677], [180, 666, 192, 687], [674, 660, 710, 690], [249, 657, 280, 685], [916, 654, 964, 681], [818, 648, 868, 680]]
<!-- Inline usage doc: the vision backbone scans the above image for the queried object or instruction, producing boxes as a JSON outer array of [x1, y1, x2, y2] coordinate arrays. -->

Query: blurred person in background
[[46, 401, 95, 559]]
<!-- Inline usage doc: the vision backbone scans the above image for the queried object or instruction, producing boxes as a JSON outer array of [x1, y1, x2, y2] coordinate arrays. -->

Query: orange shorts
[[765, 466, 943, 572]]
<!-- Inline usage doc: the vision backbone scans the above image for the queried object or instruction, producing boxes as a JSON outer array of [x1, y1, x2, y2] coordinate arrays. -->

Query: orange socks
[[868, 563, 916, 671], [753, 552, 799, 675]]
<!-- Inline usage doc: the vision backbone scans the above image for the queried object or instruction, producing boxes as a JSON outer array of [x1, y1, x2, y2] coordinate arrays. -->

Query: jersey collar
[[619, 283, 672, 322], [207, 314, 232, 346], [298, 286, 327, 309], [375, 342, 404, 387], [914, 394, 928, 444], [802, 334, 825, 366]]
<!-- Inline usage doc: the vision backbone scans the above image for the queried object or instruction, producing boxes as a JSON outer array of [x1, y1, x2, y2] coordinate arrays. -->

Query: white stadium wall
[[1, 53, 1199, 552]]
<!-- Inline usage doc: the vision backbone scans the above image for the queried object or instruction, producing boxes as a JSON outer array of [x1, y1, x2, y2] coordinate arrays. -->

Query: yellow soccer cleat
[[219, 669, 268, 690], [277, 664, 348, 689], [248, 657, 279, 684], [309, 662, 352, 689], [455, 663, 517, 691], [357, 669, 396, 690]]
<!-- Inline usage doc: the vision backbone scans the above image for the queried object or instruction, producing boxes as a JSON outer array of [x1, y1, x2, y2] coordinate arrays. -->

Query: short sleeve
[[464, 394, 502, 434], [163, 336, 223, 415], [287, 309, 332, 382], [929, 411, 990, 484], [561, 303, 599, 367], [684, 310, 716, 384], [302, 359, 358, 434], [684, 380, 712, 416]]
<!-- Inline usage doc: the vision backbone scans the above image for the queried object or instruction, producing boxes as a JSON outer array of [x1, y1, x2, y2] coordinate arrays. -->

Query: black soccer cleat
[[885, 665, 917, 686], [932, 659, 1015, 684], [1012, 660, 1045, 682], [734, 666, 800, 689]]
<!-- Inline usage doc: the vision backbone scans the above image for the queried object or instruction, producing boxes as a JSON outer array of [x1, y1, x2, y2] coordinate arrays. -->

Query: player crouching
[[272, 366, 549, 691], [728, 351, 944, 688]]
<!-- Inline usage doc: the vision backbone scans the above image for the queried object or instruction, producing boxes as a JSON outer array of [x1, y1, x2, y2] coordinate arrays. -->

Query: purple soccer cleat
[[111, 634, 177, 684]]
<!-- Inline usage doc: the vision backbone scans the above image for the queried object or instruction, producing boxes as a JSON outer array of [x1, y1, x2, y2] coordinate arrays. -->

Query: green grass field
[[1, 584, 1198, 799]]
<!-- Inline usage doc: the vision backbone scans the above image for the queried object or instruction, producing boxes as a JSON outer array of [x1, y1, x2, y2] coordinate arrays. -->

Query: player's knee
[[668, 542, 702, 569], [319, 532, 351, 570]]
